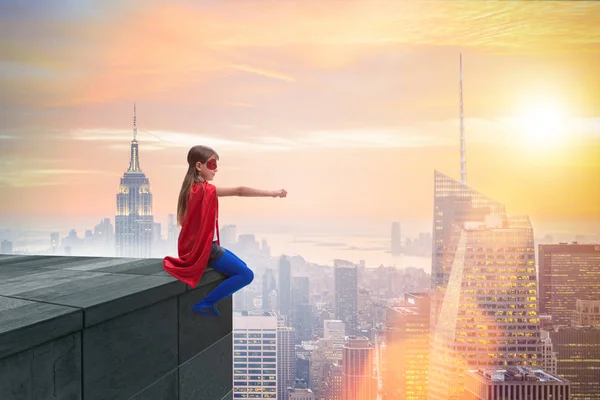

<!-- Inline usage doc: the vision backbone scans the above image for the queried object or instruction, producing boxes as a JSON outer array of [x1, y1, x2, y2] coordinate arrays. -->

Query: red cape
[[163, 181, 220, 288]]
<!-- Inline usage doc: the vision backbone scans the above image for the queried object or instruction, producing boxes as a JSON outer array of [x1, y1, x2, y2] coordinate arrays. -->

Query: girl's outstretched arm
[[216, 187, 287, 198]]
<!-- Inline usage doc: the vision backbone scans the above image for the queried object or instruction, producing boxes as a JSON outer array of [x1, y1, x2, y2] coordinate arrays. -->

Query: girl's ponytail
[[176, 165, 196, 226]]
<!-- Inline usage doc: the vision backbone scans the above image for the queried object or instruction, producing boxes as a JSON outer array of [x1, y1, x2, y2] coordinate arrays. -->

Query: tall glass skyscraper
[[429, 213, 542, 399], [115, 105, 153, 258], [384, 292, 431, 399], [431, 171, 506, 290]]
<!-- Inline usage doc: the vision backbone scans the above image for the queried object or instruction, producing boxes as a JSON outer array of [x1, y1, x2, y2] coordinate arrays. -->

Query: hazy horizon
[[1, 213, 597, 273], [2, 213, 598, 238]]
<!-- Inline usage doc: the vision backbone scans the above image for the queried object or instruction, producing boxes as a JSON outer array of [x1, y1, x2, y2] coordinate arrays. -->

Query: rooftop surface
[[470, 368, 568, 384]]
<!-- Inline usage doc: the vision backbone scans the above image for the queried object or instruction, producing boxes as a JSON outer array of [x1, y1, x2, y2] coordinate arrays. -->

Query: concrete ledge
[[0, 296, 82, 359], [221, 389, 233, 400], [0, 255, 232, 400]]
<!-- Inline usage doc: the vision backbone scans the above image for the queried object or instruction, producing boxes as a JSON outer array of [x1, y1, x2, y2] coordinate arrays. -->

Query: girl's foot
[[192, 301, 220, 317]]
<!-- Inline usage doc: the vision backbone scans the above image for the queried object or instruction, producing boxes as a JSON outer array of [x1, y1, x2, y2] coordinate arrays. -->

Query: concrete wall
[[0, 255, 233, 400]]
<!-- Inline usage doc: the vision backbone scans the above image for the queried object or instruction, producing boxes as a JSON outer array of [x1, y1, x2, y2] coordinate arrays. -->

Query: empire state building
[[115, 105, 153, 258]]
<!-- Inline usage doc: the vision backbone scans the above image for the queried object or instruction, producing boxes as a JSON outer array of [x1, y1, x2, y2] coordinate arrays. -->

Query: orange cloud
[[228, 64, 295, 82], [2, 0, 599, 108]]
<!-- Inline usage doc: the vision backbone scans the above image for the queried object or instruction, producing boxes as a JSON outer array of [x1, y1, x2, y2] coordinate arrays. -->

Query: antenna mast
[[459, 54, 467, 185], [133, 103, 137, 142]]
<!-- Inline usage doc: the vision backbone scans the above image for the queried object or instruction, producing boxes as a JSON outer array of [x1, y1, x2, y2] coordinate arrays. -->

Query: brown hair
[[176, 145, 219, 226]]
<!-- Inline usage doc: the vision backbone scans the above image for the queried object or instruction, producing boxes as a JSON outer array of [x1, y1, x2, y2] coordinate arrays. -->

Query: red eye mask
[[206, 160, 217, 170]]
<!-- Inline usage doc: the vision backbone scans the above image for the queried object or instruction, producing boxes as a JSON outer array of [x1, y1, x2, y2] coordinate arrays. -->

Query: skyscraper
[[431, 55, 506, 290], [334, 259, 358, 336], [538, 243, 600, 328], [220, 224, 237, 248], [463, 368, 571, 400], [93, 218, 115, 255], [263, 268, 276, 311], [292, 276, 312, 342], [278, 324, 296, 400], [427, 55, 545, 400], [322, 363, 343, 400], [384, 292, 431, 399], [324, 320, 346, 357], [233, 311, 278, 398], [342, 336, 375, 400], [50, 232, 59, 254], [431, 171, 506, 289], [115, 104, 154, 258], [428, 214, 542, 400], [540, 330, 558, 375], [549, 326, 600, 399], [278, 255, 292, 318], [166, 213, 180, 254]]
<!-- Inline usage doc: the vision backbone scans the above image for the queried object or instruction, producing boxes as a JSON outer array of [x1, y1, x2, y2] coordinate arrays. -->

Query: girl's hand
[[272, 189, 287, 198]]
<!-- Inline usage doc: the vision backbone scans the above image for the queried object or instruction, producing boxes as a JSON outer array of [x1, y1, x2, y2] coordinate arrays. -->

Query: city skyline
[[0, 116, 595, 271], [1, 1, 599, 233]]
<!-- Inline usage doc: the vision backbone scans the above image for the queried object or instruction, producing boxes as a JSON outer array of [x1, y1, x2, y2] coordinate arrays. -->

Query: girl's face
[[196, 155, 218, 181]]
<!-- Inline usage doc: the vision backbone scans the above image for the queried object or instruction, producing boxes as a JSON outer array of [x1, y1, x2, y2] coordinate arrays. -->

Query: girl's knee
[[243, 267, 254, 285], [231, 254, 253, 285]]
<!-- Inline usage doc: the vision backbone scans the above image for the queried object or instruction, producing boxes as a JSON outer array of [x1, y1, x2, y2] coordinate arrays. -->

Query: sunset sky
[[1, 0, 599, 233]]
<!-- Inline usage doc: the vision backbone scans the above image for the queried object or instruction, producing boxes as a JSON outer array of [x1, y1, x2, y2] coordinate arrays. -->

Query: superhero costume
[[163, 181, 220, 288]]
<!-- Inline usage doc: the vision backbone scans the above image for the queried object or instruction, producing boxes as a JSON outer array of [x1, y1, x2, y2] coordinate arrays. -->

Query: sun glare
[[517, 103, 566, 148]]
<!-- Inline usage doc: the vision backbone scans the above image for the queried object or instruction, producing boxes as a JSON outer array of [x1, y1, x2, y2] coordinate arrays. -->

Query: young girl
[[163, 145, 287, 317]]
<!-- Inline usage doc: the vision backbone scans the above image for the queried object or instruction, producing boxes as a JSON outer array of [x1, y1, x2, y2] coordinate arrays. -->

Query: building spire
[[128, 103, 141, 172], [459, 54, 467, 186], [133, 102, 137, 142]]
